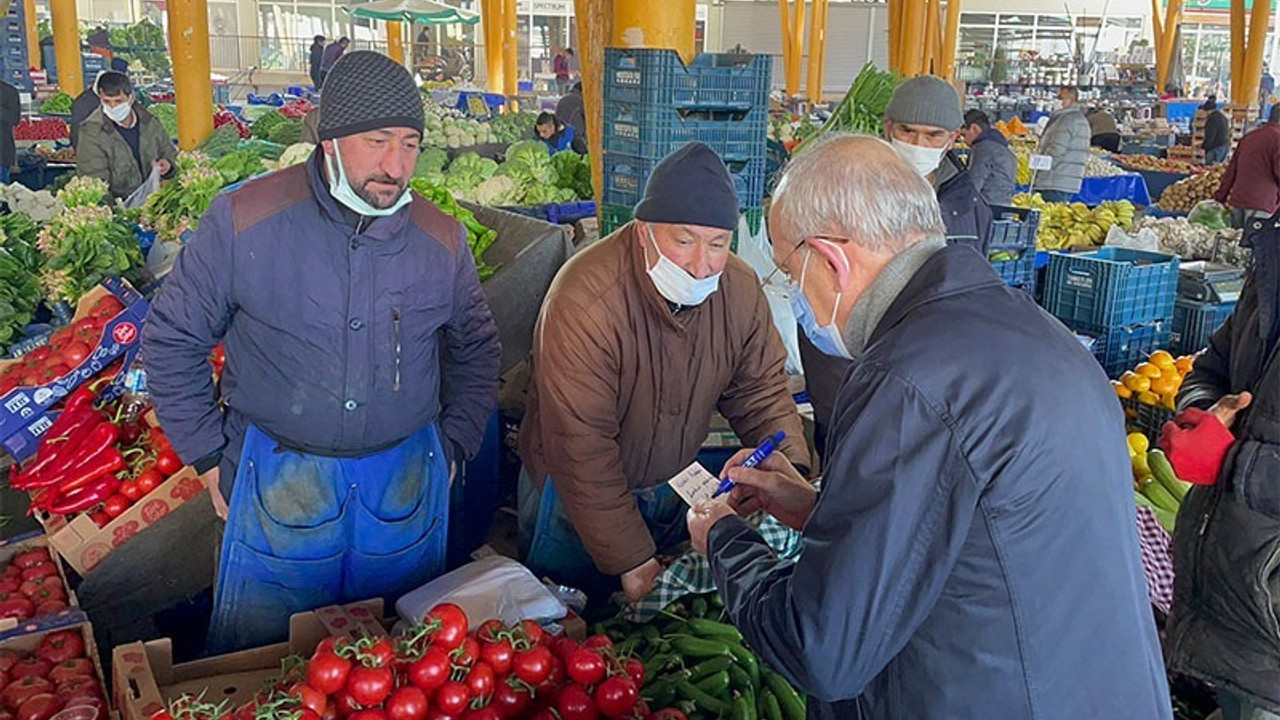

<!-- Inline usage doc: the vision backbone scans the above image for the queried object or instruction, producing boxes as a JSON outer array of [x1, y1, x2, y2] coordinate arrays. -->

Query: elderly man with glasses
[[687, 134, 1172, 720]]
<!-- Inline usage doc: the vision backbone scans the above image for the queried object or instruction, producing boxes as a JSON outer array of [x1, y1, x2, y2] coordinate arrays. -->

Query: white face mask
[[324, 141, 412, 218], [102, 100, 133, 124], [891, 138, 948, 177], [644, 224, 723, 307]]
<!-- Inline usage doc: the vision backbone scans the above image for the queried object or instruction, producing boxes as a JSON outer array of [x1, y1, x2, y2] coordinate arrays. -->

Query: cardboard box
[[0, 611, 110, 715], [0, 278, 148, 454], [0, 530, 79, 633], [113, 602, 385, 720], [37, 467, 207, 576]]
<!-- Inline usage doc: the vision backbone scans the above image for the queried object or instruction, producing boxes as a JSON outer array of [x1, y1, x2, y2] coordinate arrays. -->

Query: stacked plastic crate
[[987, 206, 1040, 295], [598, 48, 771, 238], [1042, 248, 1181, 377], [1, 0, 31, 93]]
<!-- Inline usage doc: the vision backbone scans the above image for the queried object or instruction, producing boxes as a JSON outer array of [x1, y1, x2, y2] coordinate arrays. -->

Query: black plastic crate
[[603, 48, 771, 111], [1171, 299, 1235, 355], [1120, 396, 1177, 441], [603, 152, 767, 208], [1044, 248, 1180, 332], [602, 101, 767, 161]]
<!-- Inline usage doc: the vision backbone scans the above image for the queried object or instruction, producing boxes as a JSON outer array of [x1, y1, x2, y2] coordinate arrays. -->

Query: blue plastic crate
[[603, 152, 767, 208], [603, 48, 771, 111], [993, 256, 1036, 292], [1043, 248, 1180, 332], [603, 101, 766, 161], [546, 201, 597, 225], [1077, 320, 1173, 378], [1171, 299, 1235, 355], [988, 205, 1040, 252]]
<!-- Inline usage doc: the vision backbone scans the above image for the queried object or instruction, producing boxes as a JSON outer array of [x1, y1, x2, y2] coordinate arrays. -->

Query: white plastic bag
[[735, 213, 803, 375], [123, 165, 163, 209], [393, 555, 568, 629], [1104, 223, 1160, 252]]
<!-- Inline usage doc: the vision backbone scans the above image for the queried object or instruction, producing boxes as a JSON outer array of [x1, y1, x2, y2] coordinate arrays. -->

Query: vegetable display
[[488, 112, 540, 145], [0, 628, 106, 720], [0, 546, 70, 620], [156, 603, 654, 720], [251, 111, 290, 141], [149, 104, 180, 141], [198, 124, 244, 159], [0, 296, 125, 396], [1156, 166, 1227, 213], [275, 143, 317, 169], [431, 143, 587, 207], [409, 179, 499, 281], [801, 64, 902, 145], [142, 151, 259, 243], [108, 19, 170, 75], [13, 118, 69, 142], [1012, 193, 1136, 250], [0, 184, 63, 223], [1132, 217, 1250, 268], [36, 179, 141, 304], [594, 592, 807, 720], [0, 214, 44, 346], [423, 101, 500, 148], [268, 120, 304, 146], [38, 93, 73, 116]]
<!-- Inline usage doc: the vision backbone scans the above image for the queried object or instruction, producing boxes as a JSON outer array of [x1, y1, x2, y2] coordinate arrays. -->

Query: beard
[[355, 174, 408, 209]]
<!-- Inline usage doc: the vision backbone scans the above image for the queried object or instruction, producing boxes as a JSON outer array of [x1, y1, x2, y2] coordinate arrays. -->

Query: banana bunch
[[1012, 194, 1136, 250], [1128, 432, 1189, 534], [1012, 147, 1033, 186]]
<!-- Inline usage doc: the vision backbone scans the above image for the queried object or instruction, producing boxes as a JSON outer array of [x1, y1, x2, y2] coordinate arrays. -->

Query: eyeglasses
[[760, 235, 851, 300]]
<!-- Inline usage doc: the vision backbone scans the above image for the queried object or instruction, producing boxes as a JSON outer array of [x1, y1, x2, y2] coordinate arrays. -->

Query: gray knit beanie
[[884, 76, 964, 131], [319, 51, 424, 141]]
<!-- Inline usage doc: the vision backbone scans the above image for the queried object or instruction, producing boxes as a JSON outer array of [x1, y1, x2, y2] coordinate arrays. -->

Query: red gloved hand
[[1160, 408, 1236, 485]]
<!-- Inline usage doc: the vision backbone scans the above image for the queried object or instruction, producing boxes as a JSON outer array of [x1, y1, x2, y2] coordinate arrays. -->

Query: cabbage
[[450, 152, 499, 179], [469, 176, 519, 206], [277, 143, 316, 168], [417, 148, 450, 176]]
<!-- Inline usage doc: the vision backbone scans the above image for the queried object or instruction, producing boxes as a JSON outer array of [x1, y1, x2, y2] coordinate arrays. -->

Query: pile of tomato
[[0, 548, 69, 622], [13, 119, 69, 142], [158, 603, 670, 720], [0, 630, 107, 720], [0, 295, 127, 396]]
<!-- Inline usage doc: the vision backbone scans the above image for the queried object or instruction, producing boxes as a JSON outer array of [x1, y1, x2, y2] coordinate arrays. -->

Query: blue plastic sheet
[[1074, 174, 1152, 206]]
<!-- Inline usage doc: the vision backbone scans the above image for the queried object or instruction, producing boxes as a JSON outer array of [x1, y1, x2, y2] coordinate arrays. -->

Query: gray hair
[[771, 133, 946, 253]]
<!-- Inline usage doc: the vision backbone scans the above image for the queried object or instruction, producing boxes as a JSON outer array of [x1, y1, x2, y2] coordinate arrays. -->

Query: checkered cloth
[[1136, 504, 1175, 615], [623, 515, 804, 623]]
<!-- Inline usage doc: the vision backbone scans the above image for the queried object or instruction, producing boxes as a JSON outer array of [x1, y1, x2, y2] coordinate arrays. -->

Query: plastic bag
[[735, 213, 803, 375], [123, 165, 163, 209], [1188, 200, 1230, 230], [1104, 224, 1160, 252]]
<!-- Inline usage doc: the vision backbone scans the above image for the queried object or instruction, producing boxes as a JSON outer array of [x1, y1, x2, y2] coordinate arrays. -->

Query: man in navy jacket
[[143, 52, 500, 652], [689, 134, 1171, 719]]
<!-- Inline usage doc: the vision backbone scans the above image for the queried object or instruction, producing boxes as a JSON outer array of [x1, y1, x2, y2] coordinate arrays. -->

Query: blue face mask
[[789, 244, 853, 360]]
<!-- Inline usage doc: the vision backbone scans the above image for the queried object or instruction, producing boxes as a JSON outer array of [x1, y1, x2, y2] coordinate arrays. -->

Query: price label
[[1029, 154, 1054, 171], [466, 95, 489, 118]]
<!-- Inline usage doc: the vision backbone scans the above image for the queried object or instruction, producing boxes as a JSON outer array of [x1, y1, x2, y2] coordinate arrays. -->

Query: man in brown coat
[[518, 142, 809, 604]]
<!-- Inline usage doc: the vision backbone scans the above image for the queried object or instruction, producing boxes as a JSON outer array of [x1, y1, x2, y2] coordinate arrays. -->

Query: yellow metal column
[[922, 0, 939, 74], [503, 0, 518, 98], [901, 0, 928, 76], [1230, 0, 1243, 98], [50, 0, 82, 93], [1240, 0, 1270, 105], [481, 0, 503, 94], [888, 0, 903, 73], [1156, 0, 1183, 92], [940, 0, 961, 79], [807, 0, 829, 102], [387, 21, 405, 65], [778, 0, 793, 89], [23, 0, 40, 69], [614, 0, 697, 64], [573, 0, 607, 207], [167, 0, 214, 150]]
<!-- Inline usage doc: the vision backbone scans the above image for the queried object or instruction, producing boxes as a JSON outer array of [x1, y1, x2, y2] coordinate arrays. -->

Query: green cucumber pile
[[594, 593, 807, 720]]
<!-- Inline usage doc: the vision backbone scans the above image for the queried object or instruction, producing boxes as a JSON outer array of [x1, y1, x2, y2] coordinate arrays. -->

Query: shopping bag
[[123, 165, 163, 209], [736, 213, 803, 375]]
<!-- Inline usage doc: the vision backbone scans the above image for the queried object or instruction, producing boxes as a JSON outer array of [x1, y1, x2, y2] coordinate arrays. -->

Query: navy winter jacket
[[711, 246, 1171, 720], [143, 150, 501, 486]]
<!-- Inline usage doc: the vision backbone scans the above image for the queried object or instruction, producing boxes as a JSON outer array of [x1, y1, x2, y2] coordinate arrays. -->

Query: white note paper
[[668, 462, 723, 507]]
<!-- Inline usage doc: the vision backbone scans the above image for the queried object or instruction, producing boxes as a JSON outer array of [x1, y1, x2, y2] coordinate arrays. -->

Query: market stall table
[[1074, 174, 1152, 206]]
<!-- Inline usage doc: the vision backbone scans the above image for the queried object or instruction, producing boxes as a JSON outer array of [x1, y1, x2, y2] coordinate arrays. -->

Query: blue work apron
[[207, 423, 450, 653]]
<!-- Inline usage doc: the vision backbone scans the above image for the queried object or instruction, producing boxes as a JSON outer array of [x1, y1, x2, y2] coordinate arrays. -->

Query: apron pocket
[[213, 540, 345, 648], [344, 517, 445, 602], [246, 454, 346, 557]]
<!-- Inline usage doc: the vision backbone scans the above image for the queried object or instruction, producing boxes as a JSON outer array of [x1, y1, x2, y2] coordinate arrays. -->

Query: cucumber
[[727, 643, 761, 688], [676, 680, 730, 715], [1149, 449, 1191, 501], [766, 672, 807, 720], [1141, 480, 1181, 514], [687, 618, 745, 643], [672, 635, 732, 658], [688, 655, 734, 681], [694, 670, 732, 697], [760, 689, 784, 720]]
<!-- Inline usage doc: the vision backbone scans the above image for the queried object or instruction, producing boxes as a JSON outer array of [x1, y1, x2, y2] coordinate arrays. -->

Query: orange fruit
[[1138, 391, 1161, 406], [1150, 374, 1178, 396], [1135, 362, 1162, 379], [1150, 350, 1176, 371], [1162, 394, 1177, 410], [1122, 372, 1151, 393], [1175, 357, 1195, 376], [1113, 380, 1133, 399]]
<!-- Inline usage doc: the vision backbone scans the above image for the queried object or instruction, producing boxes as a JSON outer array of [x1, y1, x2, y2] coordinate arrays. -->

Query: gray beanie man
[[884, 76, 964, 130]]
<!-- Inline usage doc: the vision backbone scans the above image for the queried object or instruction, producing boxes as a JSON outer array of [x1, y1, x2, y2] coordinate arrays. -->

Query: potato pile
[[1156, 165, 1227, 213]]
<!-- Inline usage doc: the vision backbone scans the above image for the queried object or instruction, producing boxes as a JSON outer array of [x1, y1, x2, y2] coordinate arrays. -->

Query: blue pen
[[712, 430, 787, 499]]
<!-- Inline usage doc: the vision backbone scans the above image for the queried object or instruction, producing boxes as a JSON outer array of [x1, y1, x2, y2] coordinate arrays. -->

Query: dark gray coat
[[966, 128, 1018, 206], [710, 246, 1171, 720], [143, 151, 501, 492], [1167, 218, 1280, 712], [0, 80, 19, 169]]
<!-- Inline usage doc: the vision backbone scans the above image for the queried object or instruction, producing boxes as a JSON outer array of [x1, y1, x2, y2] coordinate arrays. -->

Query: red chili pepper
[[11, 415, 105, 490], [22, 423, 120, 491], [47, 476, 121, 516], [54, 448, 124, 496]]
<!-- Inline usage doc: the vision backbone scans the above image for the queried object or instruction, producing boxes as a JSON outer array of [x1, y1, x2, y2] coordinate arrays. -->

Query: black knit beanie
[[634, 143, 740, 231], [319, 51, 424, 141]]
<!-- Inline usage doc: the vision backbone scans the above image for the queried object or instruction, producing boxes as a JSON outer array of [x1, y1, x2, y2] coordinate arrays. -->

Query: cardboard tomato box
[[0, 530, 79, 633], [36, 467, 207, 577], [0, 278, 148, 453], [0, 611, 110, 718], [113, 602, 385, 720]]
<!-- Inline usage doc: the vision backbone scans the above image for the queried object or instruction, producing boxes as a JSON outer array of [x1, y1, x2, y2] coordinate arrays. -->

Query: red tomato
[[289, 684, 327, 717], [103, 496, 130, 519], [551, 636, 581, 661], [20, 565, 57, 582], [119, 482, 143, 502], [479, 640, 513, 676], [592, 678, 638, 719], [426, 603, 468, 650], [0, 651, 21, 673], [154, 450, 183, 477], [423, 712, 456, 720], [306, 653, 352, 696], [365, 638, 395, 668], [47, 660, 93, 685], [464, 663, 495, 700], [88, 512, 110, 528], [34, 601, 67, 616], [407, 647, 450, 692], [61, 343, 90, 367], [53, 676, 100, 702], [555, 685, 598, 720], [12, 550, 51, 569], [330, 689, 361, 720], [451, 637, 480, 668], [0, 581, 18, 595], [4, 677, 55, 712], [458, 709, 500, 720], [348, 711, 386, 720], [566, 648, 608, 687], [583, 636, 614, 651], [518, 620, 545, 646], [383, 686, 428, 720], [476, 619, 504, 641], [512, 646, 553, 686], [20, 578, 65, 601], [432, 682, 471, 716], [345, 666, 393, 707], [0, 598, 34, 621], [622, 657, 645, 687], [37, 632, 84, 664], [490, 681, 531, 719], [11, 658, 52, 681], [16, 693, 62, 720], [27, 348, 51, 364], [92, 297, 124, 317]]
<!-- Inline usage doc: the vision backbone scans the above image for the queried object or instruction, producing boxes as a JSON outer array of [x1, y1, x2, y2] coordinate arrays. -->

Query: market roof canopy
[[343, 0, 480, 25]]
